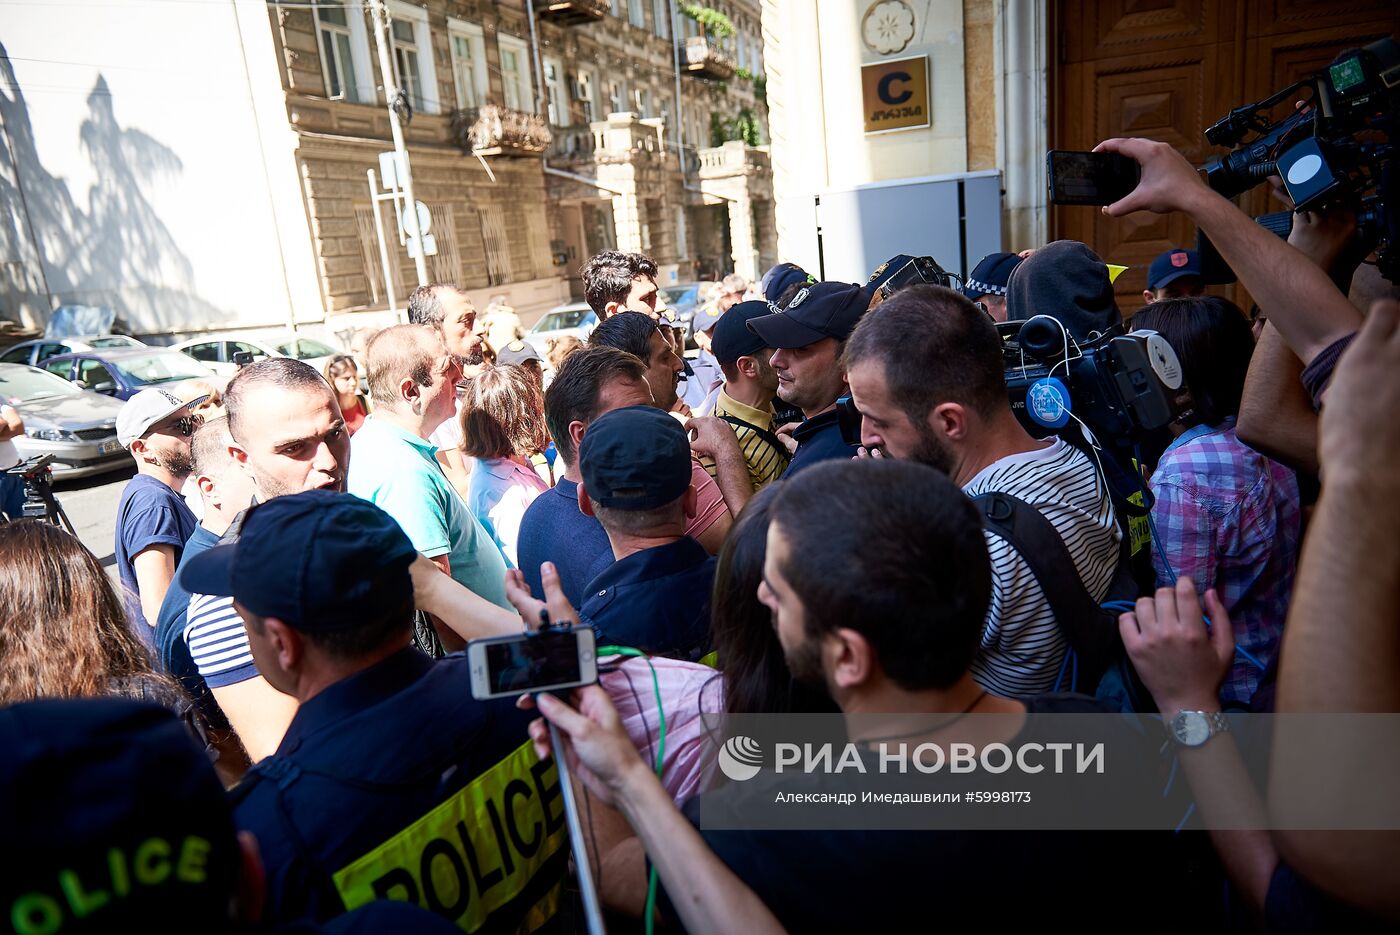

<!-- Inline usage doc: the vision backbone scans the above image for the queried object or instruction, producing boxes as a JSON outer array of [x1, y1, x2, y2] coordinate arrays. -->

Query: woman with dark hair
[[324, 354, 370, 435], [0, 520, 187, 707], [462, 363, 551, 567], [709, 485, 838, 716], [1131, 296, 1301, 710]]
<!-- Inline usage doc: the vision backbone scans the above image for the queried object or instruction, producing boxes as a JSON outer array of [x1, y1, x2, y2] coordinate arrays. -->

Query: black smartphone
[[1046, 150, 1142, 206], [231, 350, 254, 367]]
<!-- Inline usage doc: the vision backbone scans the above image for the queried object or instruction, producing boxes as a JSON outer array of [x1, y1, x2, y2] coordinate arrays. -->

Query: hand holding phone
[[468, 625, 598, 700]]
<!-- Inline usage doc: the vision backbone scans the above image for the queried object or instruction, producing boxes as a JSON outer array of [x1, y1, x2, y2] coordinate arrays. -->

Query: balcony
[[546, 125, 599, 164], [536, 0, 608, 25], [683, 36, 735, 81], [451, 105, 552, 157]]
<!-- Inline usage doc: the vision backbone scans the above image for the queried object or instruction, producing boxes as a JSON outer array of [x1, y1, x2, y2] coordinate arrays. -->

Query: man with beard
[[407, 282, 484, 492], [114, 387, 205, 638], [743, 282, 870, 476], [843, 285, 1120, 698], [181, 358, 354, 759]]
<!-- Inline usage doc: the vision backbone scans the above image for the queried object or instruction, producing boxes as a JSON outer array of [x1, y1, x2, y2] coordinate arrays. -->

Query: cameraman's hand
[[1119, 577, 1233, 715], [518, 686, 650, 807], [1094, 138, 1210, 218], [1288, 207, 1370, 288], [504, 561, 581, 632], [1317, 299, 1400, 492], [775, 422, 801, 457]]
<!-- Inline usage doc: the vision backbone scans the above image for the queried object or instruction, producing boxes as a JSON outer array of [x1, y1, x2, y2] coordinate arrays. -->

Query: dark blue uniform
[[578, 536, 715, 660], [782, 410, 859, 478], [233, 648, 567, 932]]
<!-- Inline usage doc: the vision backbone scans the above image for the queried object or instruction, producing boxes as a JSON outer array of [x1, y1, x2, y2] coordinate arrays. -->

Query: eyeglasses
[[149, 413, 201, 439]]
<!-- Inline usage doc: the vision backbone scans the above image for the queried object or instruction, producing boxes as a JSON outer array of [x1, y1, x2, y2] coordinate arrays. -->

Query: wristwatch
[[1168, 710, 1229, 748]]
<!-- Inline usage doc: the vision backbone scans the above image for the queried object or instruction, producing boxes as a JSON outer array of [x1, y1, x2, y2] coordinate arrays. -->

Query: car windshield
[[532, 309, 596, 332], [88, 336, 141, 348], [277, 338, 338, 359], [109, 353, 208, 386], [0, 367, 82, 403], [658, 285, 698, 306]]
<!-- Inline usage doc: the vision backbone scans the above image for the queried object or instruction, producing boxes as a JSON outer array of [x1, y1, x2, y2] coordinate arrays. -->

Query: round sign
[[401, 200, 431, 235], [1143, 333, 1183, 390]]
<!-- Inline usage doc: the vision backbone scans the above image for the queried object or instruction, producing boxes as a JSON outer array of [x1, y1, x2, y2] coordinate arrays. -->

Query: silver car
[[1, 363, 127, 479], [0, 334, 146, 367], [526, 303, 597, 348]]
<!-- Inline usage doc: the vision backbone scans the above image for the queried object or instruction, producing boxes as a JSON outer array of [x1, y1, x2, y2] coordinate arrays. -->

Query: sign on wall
[[861, 55, 930, 134]]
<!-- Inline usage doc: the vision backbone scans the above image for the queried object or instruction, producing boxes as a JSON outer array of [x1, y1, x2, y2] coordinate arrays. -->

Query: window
[[387, 1, 438, 114], [76, 360, 115, 390], [628, 0, 645, 29], [575, 71, 595, 123], [497, 35, 533, 113], [653, 0, 669, 38], [0, 346, 29, 364], [634, 87, 651, 117], [544, 58, 566, 126], [608, 79, 626, 115], [316, 0, 366, 102], [229, 342, 269, 362], [184, 342, 221, 363], [449, 21, 487, 111], [43, 359, 71, 381], [38, 343, 68, 362]]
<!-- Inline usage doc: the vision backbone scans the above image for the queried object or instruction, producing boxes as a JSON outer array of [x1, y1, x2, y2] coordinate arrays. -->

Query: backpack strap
[[718, 414, 792, 466], [973, 491, 1126, 689]]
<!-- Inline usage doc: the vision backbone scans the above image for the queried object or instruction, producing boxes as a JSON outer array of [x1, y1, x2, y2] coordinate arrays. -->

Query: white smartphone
[[467, 626, 598, 701]]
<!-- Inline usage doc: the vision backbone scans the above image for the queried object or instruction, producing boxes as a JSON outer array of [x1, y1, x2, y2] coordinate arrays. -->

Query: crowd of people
[[1, 134, 1398, 934]]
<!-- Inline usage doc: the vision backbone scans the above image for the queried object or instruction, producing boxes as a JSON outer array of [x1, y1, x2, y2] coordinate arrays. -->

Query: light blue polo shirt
[[347, 416, 510, 609]]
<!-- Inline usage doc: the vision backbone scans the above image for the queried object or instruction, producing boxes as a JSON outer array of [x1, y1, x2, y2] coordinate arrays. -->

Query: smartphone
[[1046, 150, 1142, 206], [467, 626, 598, 701], [231, 350, 254, 367]]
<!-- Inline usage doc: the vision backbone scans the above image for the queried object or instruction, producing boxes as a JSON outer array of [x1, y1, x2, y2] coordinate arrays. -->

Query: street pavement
[[51, 464, 136, 577]]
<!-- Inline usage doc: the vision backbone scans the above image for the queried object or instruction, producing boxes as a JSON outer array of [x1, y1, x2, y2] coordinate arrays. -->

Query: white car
[[526, 303, 597, 348], [0, 334, 145, 368], [170, 333, 341, 377]]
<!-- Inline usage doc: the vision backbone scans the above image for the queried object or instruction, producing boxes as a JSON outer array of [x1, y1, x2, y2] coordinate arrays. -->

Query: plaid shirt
[[1149, 419, 1301, 708]]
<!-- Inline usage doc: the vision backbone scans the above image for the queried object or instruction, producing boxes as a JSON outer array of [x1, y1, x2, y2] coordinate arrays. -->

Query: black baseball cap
[[711, 300, 770, 365], [866, 255, 916, 294], [759, 262, 813, 304], [0, 698, 240, 930], [496, 340, 543, 367], [1147, 248, 1202, 290], [179, 490, 416, 632], [579, 406, 691, 510], [963, 252, 1023, 299], [746, 281, 872, 349]]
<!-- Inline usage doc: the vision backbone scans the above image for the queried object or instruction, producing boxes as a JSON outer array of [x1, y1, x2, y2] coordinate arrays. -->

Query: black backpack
[[973, 491, 1150, 709]]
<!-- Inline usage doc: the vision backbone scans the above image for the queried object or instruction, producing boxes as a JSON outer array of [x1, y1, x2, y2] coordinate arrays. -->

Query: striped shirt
[[962, 438, 1120, 698], [704, 389, 789, 491], [185, 592, 257, 686]]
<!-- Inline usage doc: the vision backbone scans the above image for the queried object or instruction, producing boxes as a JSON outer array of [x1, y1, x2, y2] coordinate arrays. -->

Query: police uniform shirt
[[782, 409, 859, 479], [233, 648, 567, 931], [578, 536, 715, 660]]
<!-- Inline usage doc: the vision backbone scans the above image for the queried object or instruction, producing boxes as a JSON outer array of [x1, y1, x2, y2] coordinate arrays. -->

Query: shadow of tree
[[0, 43, 229, 335]]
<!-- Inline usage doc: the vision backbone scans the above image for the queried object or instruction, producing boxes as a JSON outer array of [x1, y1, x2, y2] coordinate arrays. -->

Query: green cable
[[599, 645, 664, 935]]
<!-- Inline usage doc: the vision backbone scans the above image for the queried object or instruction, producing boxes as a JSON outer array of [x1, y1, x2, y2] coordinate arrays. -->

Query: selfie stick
[[550, 717, 607, 935]]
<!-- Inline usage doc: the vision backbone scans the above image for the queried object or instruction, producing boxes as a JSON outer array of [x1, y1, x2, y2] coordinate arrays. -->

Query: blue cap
[[711, 300, 770, 365], [745, 281, 872, 349], [759, 263, 814, 304], [1147, 248, 1202, 290], [0, 698, 239, 928], [179, 490, 416, 632], [691, 302, 725, 334], [866, 255, 917, 294], [963, 252, 1023, 299], [579, 406, 692, 510]]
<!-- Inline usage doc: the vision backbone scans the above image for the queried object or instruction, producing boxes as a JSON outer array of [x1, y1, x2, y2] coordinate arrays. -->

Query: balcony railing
[[546, 125, 598, 163], [451, 105, 552, 157], [536, 0, 608, 25], [683, 36, 736, 81]]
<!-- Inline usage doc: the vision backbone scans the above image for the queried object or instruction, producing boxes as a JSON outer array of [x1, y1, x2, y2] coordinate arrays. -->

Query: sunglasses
[[150, 414, 201, 439]]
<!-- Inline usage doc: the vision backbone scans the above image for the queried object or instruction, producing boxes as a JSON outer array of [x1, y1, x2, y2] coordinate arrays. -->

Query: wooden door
[[1050, 0, 1400, 314]]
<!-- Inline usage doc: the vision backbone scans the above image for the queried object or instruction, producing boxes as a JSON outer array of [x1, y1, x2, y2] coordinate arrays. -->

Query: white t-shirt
[[961, 438, 1120, 699], [0, 405, 19, 469]]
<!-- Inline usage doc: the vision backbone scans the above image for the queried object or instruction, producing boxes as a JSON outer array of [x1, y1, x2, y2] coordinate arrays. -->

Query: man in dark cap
[[759, 262, 814, 307], [0, 697, 461, 933], [963, 251, 1023, 321], [703, 300, 788, 490], [179, 491, 567, 930], [746, 282, 871, 476], [495, 339, 546, 389], [1143, 247, 1205, 304], [1005, 240, 1121, 341], [577, 406, 715, 659]]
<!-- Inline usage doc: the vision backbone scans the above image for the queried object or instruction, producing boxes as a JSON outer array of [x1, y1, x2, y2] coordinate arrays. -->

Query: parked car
[[169, 333, 340, 377], [0, 363, 127, 479], [0, 334, 146, 368], [40, 348, 213, 400], [526, 303, 598, 348]]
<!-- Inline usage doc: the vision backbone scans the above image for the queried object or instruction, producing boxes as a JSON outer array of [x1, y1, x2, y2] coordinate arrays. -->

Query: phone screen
[[1047, 151, 1141, 206], [484, 629, 584, 695]]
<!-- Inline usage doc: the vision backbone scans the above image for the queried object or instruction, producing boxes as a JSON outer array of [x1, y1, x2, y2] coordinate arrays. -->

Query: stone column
[[727, 193, 759, 282]]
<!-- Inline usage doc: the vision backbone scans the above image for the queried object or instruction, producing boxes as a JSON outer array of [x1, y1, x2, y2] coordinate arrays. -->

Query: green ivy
[[679, 2, 735, 39], [709, 107, 761, 147]]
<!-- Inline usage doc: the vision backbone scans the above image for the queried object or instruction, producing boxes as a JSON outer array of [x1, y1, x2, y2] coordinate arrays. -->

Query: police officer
[[963, 251, 1023, 322], [0, 696, 461, 933], [179, 491, 568, 930]]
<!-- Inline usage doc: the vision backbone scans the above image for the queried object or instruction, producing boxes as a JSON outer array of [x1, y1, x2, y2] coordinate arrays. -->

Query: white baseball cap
[[116, 388, 207, 448]]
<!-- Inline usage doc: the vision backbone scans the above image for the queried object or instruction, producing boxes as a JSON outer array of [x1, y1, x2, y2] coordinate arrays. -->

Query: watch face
[[1172, 711, 1210, 746]]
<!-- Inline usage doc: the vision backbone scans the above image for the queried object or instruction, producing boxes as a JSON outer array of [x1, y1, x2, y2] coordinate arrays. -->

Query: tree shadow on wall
[[0, 43, 227, 334]]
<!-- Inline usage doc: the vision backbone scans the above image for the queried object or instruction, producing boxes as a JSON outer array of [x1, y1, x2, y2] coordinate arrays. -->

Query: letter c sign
[[878, 71, 913, 105]]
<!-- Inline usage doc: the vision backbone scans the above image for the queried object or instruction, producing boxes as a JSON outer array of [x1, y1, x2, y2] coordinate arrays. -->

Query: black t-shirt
[[664, 695, 1181, 932]]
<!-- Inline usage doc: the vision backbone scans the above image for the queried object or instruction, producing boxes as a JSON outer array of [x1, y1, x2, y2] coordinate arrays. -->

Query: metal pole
[[669, 0, 686, 170], [525, 0, 546, 118], [368, 0, 429, 286], [367, 169, 400, 319]]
